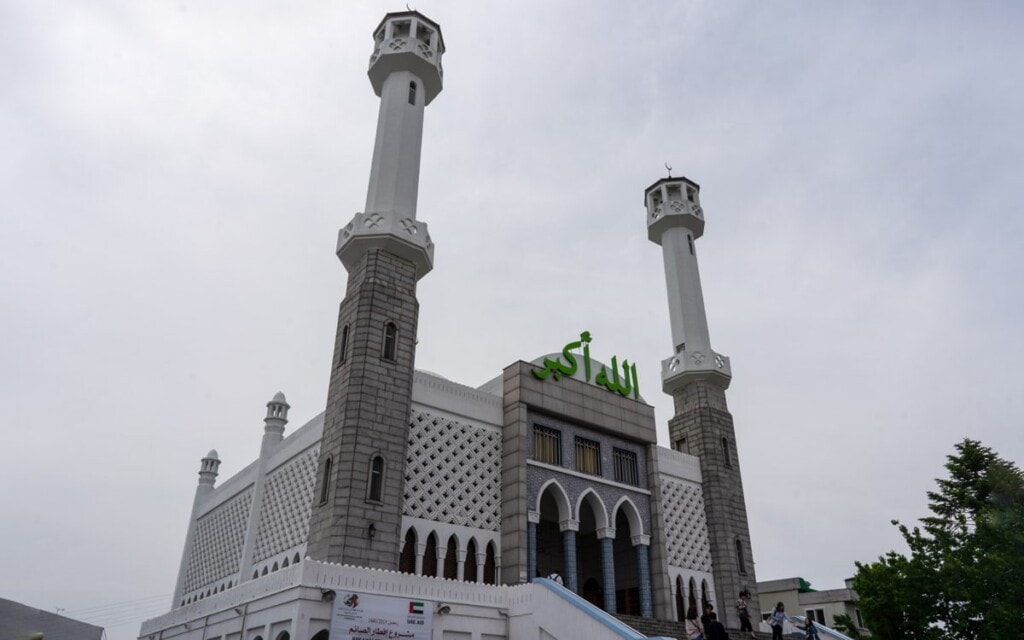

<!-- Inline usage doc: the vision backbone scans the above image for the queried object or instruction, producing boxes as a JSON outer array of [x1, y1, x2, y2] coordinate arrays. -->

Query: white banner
[[329, 592, 433, 640]]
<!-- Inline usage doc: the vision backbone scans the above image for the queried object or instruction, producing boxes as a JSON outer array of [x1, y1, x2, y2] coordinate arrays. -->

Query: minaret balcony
[[661, 348, 732, 393], [337, 211, 434, 280], [368, 12, 445, 105]]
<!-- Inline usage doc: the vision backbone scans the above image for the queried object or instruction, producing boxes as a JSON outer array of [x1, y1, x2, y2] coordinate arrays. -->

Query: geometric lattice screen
[[404, 410, 502, 531], [661, 479, 712, 572], [184, 489, 252, 592], [253, 446, 320, 563]]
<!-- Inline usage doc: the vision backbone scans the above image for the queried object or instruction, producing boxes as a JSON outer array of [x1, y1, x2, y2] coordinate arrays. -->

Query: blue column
[[636, 543, 653, 618], [527, 521, 537, 582], [563, 529, 578, 593], [601, 536, 616, 613]]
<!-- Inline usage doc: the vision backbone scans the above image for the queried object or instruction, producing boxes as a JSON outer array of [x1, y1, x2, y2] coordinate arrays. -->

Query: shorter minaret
[[238, 392, 290, 582], [172, 450, 221, 607], [646, 176, 759, 627]]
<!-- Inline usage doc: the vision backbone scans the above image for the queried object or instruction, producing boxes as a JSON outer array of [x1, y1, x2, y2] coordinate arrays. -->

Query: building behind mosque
[[141, 10, 760, 640]]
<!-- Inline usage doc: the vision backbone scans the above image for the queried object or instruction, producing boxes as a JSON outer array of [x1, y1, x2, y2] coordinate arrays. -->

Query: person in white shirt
[[547, 570, 563, 585]]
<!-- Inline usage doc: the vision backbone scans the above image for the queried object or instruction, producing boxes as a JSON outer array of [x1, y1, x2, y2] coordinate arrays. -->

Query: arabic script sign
[[329, 592, 432, 640], [532, 331, 640, 400]]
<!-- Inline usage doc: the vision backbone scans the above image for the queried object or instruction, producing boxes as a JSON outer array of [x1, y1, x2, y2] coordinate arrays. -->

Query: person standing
[[769, 602, 787, 640], [706, 612, 728, 640], [736, 590, 755, 638], [547, 569, 563, 585], [700, 603, 715, 637]]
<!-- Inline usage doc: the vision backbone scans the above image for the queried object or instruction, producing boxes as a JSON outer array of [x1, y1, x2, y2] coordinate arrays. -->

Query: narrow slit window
[[319, 457, 332, 504], [382, 322, 398, 361], [408, 81, 417, 105], [736, 538, 747, 574], [339, 325, 349, 365], [687, 234, 694, 255], [722, 437, 732, 468]]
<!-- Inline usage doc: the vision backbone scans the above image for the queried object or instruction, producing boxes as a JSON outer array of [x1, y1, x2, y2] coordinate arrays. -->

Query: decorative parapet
[[337, 211, 434, 279]]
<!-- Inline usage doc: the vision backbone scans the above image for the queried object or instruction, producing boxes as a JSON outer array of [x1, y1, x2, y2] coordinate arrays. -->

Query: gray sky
[[2, 2, 1022, 638]]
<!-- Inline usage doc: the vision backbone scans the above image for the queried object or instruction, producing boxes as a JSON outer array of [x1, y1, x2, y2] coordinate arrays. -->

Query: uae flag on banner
[[408, 601, 424, 614]]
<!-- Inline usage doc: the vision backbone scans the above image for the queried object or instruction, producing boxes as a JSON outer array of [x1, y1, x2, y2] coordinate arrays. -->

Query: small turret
[[262, 391, 289, 451], [198, 450, 221, 488]]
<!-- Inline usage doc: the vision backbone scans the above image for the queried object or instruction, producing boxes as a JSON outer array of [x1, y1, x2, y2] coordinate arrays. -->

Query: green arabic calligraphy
[[532, 331, 639, 400]]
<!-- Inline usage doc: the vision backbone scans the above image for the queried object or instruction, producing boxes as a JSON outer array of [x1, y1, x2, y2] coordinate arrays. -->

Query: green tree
[[853, 439, 1024, 640], [831, 614, 863, 639]]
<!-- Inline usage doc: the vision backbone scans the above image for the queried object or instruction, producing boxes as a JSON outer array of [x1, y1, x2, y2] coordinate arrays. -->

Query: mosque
[[141, 10, 760, 640]]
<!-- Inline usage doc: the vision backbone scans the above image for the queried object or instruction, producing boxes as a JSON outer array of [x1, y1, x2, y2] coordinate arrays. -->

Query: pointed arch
[[675, 575, 686, 621], [610, 496, 644, 538], [535, 479, 572, 522], [423, 531, 438, 577], [483, 541, 497, 584], [293, 553, 301, 564], [465, 537, 479, 582], [701, 579, 710, 613], [399, 527, 417, 574], [575, 488, 610, 530], [688, 577, 698, 616], [443, 534, 459, 579]]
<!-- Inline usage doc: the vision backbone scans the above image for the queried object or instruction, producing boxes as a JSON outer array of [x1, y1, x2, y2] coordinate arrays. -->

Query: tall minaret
[[306, 11, 444, 569], [646, 176, 759, 627]]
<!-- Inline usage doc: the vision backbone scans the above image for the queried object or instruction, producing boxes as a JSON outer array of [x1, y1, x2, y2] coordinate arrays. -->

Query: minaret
[[237, 392, 290, 582], [306, 11, 444, 568], [172, 450, 221, 607], [646, 176, 759, 627]]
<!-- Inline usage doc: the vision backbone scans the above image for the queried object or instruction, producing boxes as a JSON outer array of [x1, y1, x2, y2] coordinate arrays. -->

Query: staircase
[[614, 614, 774, 640]]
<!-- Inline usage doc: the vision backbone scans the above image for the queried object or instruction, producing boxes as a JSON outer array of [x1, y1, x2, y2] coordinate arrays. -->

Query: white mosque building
[[141, 10, 760, 640]]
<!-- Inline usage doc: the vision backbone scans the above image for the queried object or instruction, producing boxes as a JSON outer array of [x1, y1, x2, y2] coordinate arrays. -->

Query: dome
[[205, 449, 219, 460], [271, 391, 287, 404]]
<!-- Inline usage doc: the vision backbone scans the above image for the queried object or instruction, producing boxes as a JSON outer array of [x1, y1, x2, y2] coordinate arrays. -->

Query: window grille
[[533, 425, 561, 465], [368, 456, 384, 502], [613, 447, 639, 485], [575, 437, 601, 475]]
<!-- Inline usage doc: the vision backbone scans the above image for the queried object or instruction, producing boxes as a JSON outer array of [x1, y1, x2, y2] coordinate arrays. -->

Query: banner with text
[[329, 592, 432, 640]]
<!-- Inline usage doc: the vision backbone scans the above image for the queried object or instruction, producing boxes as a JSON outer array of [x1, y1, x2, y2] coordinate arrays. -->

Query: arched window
[[423, 533, 438, 577], [399, 528, 417, 574], [736, 538, 747, 574], [261, 566, 268, 576], [675, 576, 686, 621], [311, 631, 330, 640], [465, 539, 478, 582], [227, 581, 232, 588], [282, 557, 289, 568], [339, 325, 350, 365], [274, 632, 290, 640], [443, 535, 458, 579], [484, 541, 497, 584], [253, 570, 259, 579], [382, 322, 398, 361], [722, 437, 732, 468], [408, 81, 417, 105], [688, 577, 698, 616], [320, 457, 333, 504], [293, 552, 301, 564], [272, 561, 279, 572], [701, 579, 710, 613], [367, 455, 384, 502]]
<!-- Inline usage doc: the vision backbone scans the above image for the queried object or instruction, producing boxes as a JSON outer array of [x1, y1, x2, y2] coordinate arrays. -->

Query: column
[[415, 542, 424, 575], [528, 511, 539, 582], [633, 535, 653, 618], [598, 527, 616, 613], [561, 518, 580, 593]]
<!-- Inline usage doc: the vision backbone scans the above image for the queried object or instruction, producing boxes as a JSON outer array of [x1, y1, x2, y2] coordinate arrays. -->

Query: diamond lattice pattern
[[253, 447, 320, 563], [404, 410, 501, 531], [184, 489, 252, 592], [661, 479, 712, 571]]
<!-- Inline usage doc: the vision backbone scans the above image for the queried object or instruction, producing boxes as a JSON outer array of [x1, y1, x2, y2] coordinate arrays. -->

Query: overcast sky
[[2, 2, 1022, 638]]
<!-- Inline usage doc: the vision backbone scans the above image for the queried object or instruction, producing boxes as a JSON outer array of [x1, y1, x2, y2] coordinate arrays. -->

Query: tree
[[853, 439, 1024, 640], [831, 614, 864, 639]]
